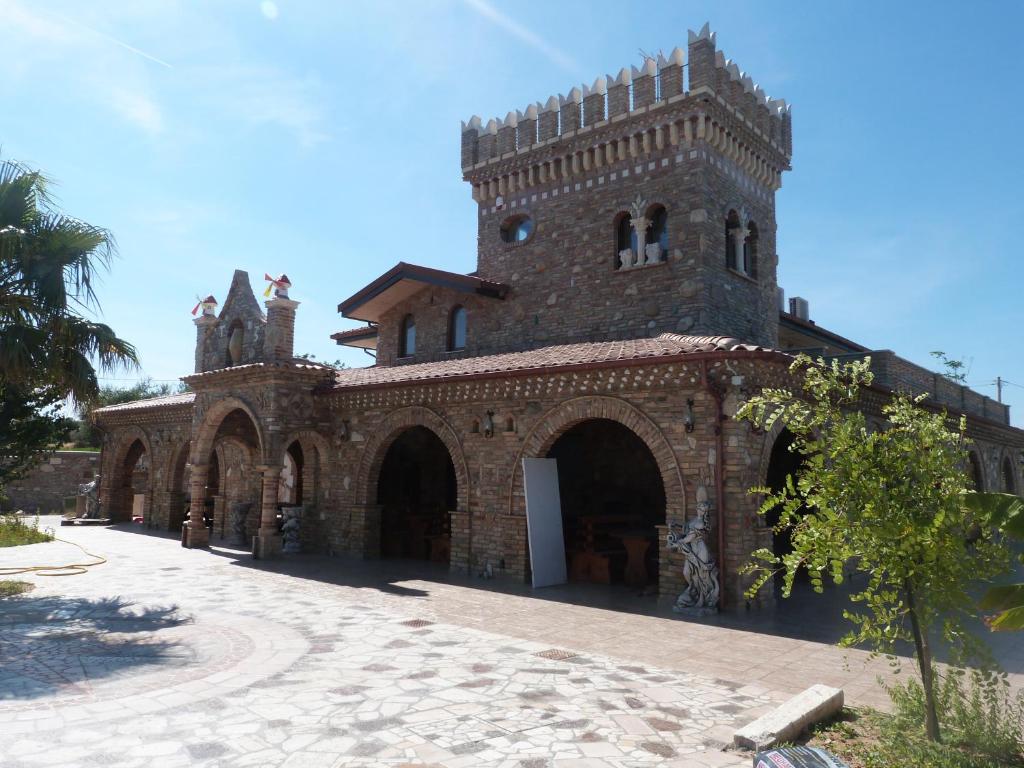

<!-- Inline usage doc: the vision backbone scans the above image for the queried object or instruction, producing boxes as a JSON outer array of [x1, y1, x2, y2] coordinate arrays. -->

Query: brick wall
[[2, 451, 101, 513]]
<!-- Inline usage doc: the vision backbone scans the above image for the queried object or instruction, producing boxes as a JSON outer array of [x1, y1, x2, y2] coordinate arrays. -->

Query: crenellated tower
[[459, 24, 792, 349]]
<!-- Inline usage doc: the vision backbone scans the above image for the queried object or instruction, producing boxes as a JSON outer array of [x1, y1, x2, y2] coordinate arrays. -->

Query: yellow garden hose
[[0, 535, 107, 576]]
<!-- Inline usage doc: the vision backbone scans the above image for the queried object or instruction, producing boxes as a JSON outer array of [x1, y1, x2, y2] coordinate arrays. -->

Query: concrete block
[[733, 684, 843, 751]]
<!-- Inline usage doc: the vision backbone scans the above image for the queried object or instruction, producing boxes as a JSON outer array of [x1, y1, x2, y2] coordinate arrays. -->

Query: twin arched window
[[615, 204, 668, 270], [398, 307, 467, 358], [726, 209, 759, 278]]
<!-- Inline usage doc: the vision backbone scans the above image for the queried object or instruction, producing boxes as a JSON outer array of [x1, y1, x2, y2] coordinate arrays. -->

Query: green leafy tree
[[70, 378, 187, 448], [0, 381, 74, 488], [737, 355, 1012, 744], [0, 158, 137, 483], [976, 493, 1024, 631], [0, 158, 137, 402]]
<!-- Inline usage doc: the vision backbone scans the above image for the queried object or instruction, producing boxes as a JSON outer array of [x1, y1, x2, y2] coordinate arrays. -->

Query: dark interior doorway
[[377, 426, 455, 563], [547, 419, 666, 589], [121, 439, 148, 522], [764, 429, 806, 578]]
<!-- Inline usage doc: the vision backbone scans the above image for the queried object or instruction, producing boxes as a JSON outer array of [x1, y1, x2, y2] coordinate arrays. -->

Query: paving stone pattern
[[6, 520, 1021, 767]]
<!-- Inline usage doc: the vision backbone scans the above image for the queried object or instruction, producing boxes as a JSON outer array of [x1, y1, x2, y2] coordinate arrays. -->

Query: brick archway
[[506, 396, 685, 519], [355, 406, 470, 512], [192, 396, 265, 465], [104, 426, 154, 523], [1000, 448, 1019, 495]]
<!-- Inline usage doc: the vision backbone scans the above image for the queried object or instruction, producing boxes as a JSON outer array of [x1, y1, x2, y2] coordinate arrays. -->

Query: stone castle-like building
[[95, 26, 1023, 608]]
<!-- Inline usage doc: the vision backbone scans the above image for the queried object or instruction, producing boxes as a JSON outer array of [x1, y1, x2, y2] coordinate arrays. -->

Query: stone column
[[449, 510, 471, 575], [253, 465, 283, 559], [734, 227, 749, 274], [632, 216, 649, 267], [193, 315, 218, 373], [183, 462, 210, 548]]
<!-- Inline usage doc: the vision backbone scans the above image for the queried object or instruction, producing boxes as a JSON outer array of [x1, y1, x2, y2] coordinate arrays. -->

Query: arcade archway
[[376, 426, 455, 563], [547, 419, 666, 589]]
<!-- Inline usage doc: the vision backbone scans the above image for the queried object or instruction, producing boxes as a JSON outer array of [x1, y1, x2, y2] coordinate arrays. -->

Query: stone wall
[[1, 451, 101, 513]]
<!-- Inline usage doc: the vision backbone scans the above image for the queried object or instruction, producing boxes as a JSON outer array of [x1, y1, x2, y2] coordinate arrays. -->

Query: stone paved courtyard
[[3, 519, 1022, 768]]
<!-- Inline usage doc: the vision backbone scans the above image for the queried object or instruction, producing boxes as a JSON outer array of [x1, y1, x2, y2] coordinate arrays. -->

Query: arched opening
[[203, 407, 262, 542], [1003, 456, 1017, 494], [645, 204, 669, 263], [119, 439, 149, 524], [500, 214, 534, 244], [376, 426, 455, 563], [447, 305, 467, 351], [226, 319, 244, 367], [280, 441, 304, 506], [614, 212, 636, 269], [167, 445, 191, 531], [968, 451, 985, 491], [725, 209, 742, 271], [399, 314, 416, 358], [547, 419, 666, 589], [764, 429, 806, 579]]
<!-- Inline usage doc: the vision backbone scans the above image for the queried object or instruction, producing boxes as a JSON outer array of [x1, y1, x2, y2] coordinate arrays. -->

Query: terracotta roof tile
[[328, 334, 775, 390], [93, 392, 195, 414]]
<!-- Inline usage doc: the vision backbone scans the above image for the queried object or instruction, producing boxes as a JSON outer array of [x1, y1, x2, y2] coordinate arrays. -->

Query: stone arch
[[1000, 448, 1019, 495], [355, 406, 470, 512], [105, 426, 154, 523], [281, 429, 332, 506], [966, 448, 986, 492], [192, 395, 265, 465], [506, 396, 685, 519]]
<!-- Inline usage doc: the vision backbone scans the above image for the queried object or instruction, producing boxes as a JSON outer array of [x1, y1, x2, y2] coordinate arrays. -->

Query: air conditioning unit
[[789, 296, 810, 321]]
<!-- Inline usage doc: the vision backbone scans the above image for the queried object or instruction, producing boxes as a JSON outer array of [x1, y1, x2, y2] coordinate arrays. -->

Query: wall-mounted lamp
[[482, 410, 495, 438], [684, 398, 695, 433]]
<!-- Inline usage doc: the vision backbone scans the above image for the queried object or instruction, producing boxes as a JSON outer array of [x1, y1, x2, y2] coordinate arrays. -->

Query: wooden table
[[611, 529, 655, 588]]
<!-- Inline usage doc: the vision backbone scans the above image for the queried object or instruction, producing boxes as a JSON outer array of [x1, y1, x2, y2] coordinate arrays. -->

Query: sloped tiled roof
[[327, 334, 776, 391], [93, 392, 196, 414]]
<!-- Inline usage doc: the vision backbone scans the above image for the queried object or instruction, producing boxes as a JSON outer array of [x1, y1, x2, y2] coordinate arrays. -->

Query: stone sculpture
[[78, 475, 101, 519], [666, 481, 720, 615], [282, 506, 302, 553]]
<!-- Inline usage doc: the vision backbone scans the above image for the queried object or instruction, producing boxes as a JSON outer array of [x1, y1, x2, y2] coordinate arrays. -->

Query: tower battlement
[[460, 24, 792, 203]]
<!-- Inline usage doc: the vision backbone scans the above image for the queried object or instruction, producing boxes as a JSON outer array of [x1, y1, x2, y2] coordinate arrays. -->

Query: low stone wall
[[1, 451, 101, 514]]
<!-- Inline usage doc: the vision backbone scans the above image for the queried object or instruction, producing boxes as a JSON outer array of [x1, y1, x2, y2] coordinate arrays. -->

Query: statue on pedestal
[[666, 477, 720, 615]]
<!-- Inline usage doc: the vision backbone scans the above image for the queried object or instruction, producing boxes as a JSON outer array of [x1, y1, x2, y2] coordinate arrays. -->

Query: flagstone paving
[[2, 519, 1020, 767]]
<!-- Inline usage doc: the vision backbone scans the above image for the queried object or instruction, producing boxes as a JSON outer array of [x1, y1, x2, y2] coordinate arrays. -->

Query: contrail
[[47, 9, 173, 69], [462, 0, 578, 74]]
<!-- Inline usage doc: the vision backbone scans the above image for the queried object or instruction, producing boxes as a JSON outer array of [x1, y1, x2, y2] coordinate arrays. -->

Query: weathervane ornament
[[190, 295, 218, 317], [263, 273, 292, 299]]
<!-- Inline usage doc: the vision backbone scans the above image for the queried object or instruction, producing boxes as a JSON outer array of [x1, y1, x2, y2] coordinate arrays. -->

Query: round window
[[500, 215, 534, 244]]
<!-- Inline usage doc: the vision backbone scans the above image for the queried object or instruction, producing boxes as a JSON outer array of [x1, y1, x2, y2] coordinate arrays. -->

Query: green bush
[[0, 513, 53, 547]]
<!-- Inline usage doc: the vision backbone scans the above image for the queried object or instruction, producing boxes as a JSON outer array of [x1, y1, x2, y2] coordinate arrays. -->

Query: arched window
[[968, 452, 985, 491], [500, 215, 534, 244], [447, 305, 467, 351], [399, 314, 416, 357], [744, 221, 759, 278], [645, 205, 669, 263], [226, 319, 244, 367], [725, 209, 741, 271], [615, 212, 637, 269], [1003, 456, 1016, 494]]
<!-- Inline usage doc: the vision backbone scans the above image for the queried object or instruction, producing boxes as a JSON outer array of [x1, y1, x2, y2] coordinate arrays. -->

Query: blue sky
[[2, 1, 1022, 423]]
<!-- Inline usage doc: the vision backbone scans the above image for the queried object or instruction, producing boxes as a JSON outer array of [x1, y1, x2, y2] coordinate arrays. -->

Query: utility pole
[[997, 376, 1003, 403]]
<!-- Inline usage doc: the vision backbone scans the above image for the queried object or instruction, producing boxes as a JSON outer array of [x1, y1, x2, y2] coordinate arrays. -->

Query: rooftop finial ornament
[[263, 273, 292, 299], [191, 295, 218, 317]]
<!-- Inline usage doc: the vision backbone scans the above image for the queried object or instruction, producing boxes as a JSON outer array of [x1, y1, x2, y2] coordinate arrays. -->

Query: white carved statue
[[666, 499, 720, 614], [78, 475, 101, 519], [618, 248, 635, 269], [644, 242, 662, 265]]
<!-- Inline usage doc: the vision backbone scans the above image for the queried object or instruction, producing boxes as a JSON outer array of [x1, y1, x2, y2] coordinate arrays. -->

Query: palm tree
[[0, 158, 137, 404]]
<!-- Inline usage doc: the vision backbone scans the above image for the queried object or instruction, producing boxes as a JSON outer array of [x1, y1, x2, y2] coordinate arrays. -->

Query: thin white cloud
[[197, 66, 331, 148], [260, 1, 280, 21], [462, 0, 578, 74], [109, 87, 164, 135]]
